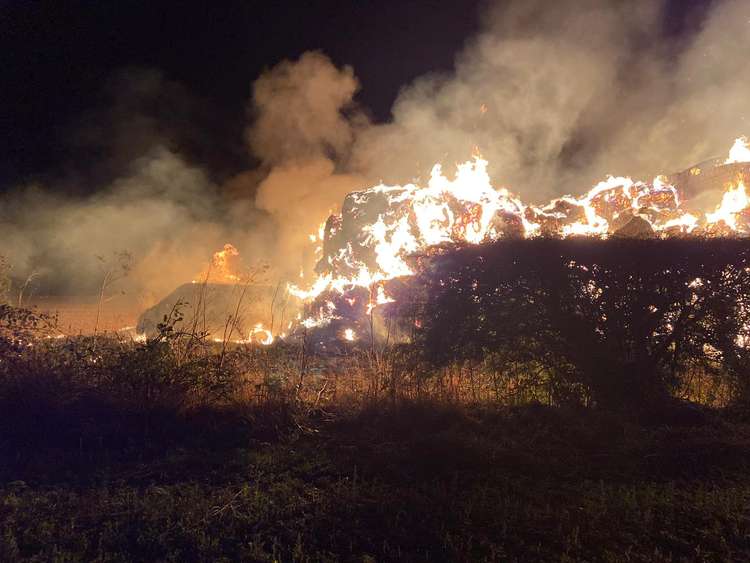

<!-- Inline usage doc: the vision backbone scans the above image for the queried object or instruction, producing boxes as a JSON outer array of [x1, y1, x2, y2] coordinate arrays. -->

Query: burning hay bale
[[612, 215, 655, 238], [668, 160, 750, 200], [294, 145, 750, 344]]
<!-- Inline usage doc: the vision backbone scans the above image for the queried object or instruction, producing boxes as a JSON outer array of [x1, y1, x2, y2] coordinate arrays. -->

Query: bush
[[0, 305, 248, 453], [416, 238, 750, 412]]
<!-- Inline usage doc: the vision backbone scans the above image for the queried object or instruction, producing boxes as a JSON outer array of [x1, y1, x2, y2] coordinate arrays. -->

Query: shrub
[[416, 238, 750, 412]]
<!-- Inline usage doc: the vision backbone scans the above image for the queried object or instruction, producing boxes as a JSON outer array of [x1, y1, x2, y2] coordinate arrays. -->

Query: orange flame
[[706, 179, 749, 232], [249, 322, 274, 345], [289, 137, 750, 329], [725, 136, 750, 165], [194, 243, 241, 284]]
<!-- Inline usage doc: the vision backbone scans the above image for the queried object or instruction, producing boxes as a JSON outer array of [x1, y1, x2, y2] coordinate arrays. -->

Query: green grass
[[3, 403, 750, 562]]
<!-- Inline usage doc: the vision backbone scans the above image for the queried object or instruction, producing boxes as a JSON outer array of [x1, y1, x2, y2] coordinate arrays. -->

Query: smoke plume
[[1, 0, 749, 306], [240, 51, 367, 280], [352, 0, 750, 199]]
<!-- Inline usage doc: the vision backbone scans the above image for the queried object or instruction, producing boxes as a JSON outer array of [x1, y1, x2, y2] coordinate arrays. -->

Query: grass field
[[2, 326, 750, 561], [3, 401, 750, 562], [3, 280, 750, 561]]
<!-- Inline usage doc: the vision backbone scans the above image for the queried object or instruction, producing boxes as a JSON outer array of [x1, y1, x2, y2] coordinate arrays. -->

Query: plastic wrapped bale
[[612, 215, 656, 238], [668, 160, 750, 198], [136, 283, 299, 340]]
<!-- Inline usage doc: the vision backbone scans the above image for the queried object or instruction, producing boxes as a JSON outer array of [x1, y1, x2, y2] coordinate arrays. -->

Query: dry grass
[[2, 297, 750, 561]]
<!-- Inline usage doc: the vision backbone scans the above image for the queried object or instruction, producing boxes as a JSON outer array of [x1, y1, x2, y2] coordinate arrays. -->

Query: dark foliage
[[3, 290, 750, 560], [417, 238, 750, 412], [3, 401, 750, 562]]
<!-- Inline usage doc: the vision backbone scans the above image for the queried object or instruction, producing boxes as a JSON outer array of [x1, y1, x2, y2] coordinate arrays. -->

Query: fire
[[725, 136, 750, 164], [289, 156, 537, 302], [194, 243, 241, 284], [366, 285, 395, 315], [192, 137, 750, 339], [287, 137, 750, 331], [209, 323, 274, 345], [706, 180, 750, 232], [249, 323, 274, 345], [292, 160, 676, 305]]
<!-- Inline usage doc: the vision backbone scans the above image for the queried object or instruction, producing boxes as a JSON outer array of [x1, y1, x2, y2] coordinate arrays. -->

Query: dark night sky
[[0, 0, 713, 191]]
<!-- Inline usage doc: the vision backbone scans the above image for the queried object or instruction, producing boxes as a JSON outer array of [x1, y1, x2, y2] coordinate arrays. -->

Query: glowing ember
[[249, 323, 274, 345]]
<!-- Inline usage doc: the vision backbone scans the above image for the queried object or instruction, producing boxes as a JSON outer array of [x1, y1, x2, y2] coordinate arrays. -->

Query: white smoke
[[351, 0, 750, 199], [248, 51, 363, 165], [239, 51, 368, 279], [1, 148, 230, 298], [2, 0, 749, 302]]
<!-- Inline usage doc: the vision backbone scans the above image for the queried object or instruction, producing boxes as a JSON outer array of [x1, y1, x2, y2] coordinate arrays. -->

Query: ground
[[3, 402, 750, 562]]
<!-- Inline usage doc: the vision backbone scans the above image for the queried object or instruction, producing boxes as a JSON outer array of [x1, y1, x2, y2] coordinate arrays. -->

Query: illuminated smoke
[[2, 0, 750, 327]]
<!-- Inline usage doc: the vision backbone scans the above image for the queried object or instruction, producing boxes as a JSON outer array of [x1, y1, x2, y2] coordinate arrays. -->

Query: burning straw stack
[[301, 157, 750, 346]]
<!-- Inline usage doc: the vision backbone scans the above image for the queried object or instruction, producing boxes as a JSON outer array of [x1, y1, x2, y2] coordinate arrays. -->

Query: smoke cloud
[[1, 0, 749, 306], [0, 147, 270, 302], [248, 51, 362, 165], [352, 0, 750, 199], [0, 52, 368, 301], [239, 51, 367, 280]]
